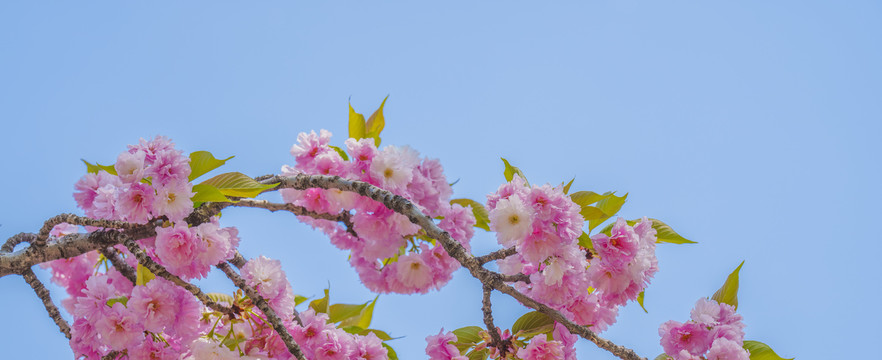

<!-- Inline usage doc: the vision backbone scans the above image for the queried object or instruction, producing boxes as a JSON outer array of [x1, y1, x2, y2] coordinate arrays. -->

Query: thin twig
[[99, 247, 137, 285], [482, 284, 509, 357], [216, 262, 306, 360], [476, 247, 518, 265], [21, 268, 71, 339], [121, 237, 234, 317], [33, 214, 138, 247], [231, 199, 358, 238]]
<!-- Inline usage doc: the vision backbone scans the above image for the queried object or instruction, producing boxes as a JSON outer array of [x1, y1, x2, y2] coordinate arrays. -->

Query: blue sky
[[1, 1, 879, 359]]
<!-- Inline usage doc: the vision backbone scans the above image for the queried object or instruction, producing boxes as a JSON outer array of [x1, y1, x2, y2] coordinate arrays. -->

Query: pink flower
[[128, 136, 176, 165], [425, 329, 466, 360], [390, 253, 434, 293], [154, 224, 203, 279], [129, 278, 178, 333], [194, 221, 233, 267], [369, 145, 420, 193], [659, 321, 714, 360], [128, 336, 179, 360], [95, 302, 143, 350], [592, 218, 640, 265], [115, 151, 146, 183], [153, 181, 194, 222], [118, 182, 155, 224], [705, 338, 750, 360], [553, 323, 578, 360], [516, 334, 565, 360], [145, 149, 190, 187], [241, 256, 287, 300], [291, 129, 333, 162], [351, 332, 388, 360], [312, 328, 355, 360], [91, 183, 122, 220]]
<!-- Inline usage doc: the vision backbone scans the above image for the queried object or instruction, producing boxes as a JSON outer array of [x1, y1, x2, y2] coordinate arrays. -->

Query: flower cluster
[[280, 130, 475, 294], [74, 136, 194, 224], [486, 176, 658, 331], [659, 298, 749, 360]]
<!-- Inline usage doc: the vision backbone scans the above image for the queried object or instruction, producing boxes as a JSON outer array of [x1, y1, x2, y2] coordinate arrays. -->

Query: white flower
[[489, 197, 533, 246]]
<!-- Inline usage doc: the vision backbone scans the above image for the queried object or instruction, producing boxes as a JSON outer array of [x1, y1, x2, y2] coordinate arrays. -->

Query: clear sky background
[[1, 1, 879, 359]]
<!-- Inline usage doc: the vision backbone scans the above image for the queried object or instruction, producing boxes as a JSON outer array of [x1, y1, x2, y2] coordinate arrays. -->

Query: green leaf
[[577, 231, 594, 252], [354, 296, 379, 329], [188, 151, 234, 181], [349, 102, 366, 140], [106, 296, 128, 308], [135, 264, 155, 286], [743, 340, 793, 360], [650, 218, 696, 244], [341, 327, 395, 341], [365, 95, 388, 146], [329, 302, 368, 324], [450, 198, 491, 231], [81, 159, 117, 175], [199, 172, 278, 198], [206, 292, 235, 304], [562, 178, 575, 194], [637, 291, 648, 313], [711, 261, 744, 310], [580, 205, 606, 221], [654, 354, 673, 360], [191, 184, 231, 205], [588, 192, 628, 231], [467, 349, 489, 360], [452, 326, 483, 352], [569, 191, 611, 207], [511, 311, 555, 338], [294, 295, 309, 306], [500, 158, 528, 185], [328, 145, 350, 161], [309, 288, 330, 314], [383, 343, 399, 360]]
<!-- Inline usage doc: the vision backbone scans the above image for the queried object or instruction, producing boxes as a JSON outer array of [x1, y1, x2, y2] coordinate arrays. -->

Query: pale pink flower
[[488, 197, 533, 247], [128, 136, 175, 165], [91, 183, 122, 220], [552, 323, 578, 360], [194, 221, 233, 267], [187, 338, 241, 360], [153, 181, 194, 222], [369, 145, 419, 193], [391, 253, 434, 293], [291, 129, 333, 162], [241, 256, 287, 300], [115, 151, 146, 183], [705, 338, 750, 360]]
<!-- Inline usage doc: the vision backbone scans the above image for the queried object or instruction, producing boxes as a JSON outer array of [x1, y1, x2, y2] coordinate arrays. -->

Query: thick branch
[[216, 262, 306, 360], [21, 268, 71, 339], [33, 213, 139, 247]]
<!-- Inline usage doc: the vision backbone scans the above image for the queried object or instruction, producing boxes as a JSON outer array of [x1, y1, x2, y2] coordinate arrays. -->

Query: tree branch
[[99, 247, 137, 285], [21, 268, 71, 339], [216, 262, 306, 360], [120, 237, 234, 317], [476, 247, 517, 265], [481, 284, 509, 357]]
